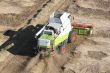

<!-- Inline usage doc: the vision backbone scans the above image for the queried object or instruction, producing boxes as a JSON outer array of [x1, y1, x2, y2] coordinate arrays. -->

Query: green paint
[[40, 34, 54, 41], [73, 28, 91, 35], [39, 32, 70, 49], [39, 45, 51, 48], [54, 32, 69, 46]]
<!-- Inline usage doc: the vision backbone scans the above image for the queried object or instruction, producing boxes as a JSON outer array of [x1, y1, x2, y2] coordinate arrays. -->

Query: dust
[[23, 54, 40, 72]]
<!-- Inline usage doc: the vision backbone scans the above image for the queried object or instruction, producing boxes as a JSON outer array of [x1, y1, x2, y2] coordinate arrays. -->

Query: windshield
[[44, 30, 53, 35], [49, 18, 62, 24]]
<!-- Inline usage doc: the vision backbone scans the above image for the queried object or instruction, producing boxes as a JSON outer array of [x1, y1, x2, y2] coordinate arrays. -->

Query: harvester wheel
[[59, 40, 67, 54], [33, 46, 41, 55], [68, 31, 77, 43], [60, 45, 66, 54], [53, 39, 68, 54]]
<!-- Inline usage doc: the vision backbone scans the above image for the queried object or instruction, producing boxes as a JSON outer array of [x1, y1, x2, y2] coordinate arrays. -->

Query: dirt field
[[0, 0, 110, 73], [0, 0, 48, 31], [63, 0, 110, 73], [0, 0, 70, 73]]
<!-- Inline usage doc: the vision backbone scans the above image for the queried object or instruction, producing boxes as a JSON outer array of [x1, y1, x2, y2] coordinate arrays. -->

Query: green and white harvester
[[34, 11, 93, 55]]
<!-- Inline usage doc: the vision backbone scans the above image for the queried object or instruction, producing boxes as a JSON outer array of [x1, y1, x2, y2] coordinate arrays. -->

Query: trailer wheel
[[90, 30, 93, 36]]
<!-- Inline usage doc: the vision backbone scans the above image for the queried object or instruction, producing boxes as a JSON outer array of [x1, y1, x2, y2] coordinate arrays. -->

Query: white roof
[[47, 11, 71, 30]]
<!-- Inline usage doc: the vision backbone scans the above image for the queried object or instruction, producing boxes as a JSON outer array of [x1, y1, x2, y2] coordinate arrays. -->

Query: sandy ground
[[0, 55, 31, 73], [63, 17, 110, 73], [0, 0, 37, 14], [63, 0, 110, 72], [0, 0, 70, 73], [0, 0, 47, 31], [76, 0, 110, 11], [0, 0, 110, 73]]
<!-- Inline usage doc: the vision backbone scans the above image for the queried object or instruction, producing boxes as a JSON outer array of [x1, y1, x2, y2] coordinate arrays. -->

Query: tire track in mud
[[26, 0, 52, 25], [16, 0, 51, 30], [29, 0, 70, 25]]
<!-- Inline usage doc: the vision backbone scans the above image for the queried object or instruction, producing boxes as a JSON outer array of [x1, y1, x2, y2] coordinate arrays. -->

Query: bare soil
[[88, 51, 108, 60], [0, 0, 70, 73], [0, 0, 110, 73], [63, 0, 110, 73], [0, 0, 48, 31]]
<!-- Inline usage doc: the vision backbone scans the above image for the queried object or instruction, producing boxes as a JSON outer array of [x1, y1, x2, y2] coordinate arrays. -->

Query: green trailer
[[72, 22, 93, 36]]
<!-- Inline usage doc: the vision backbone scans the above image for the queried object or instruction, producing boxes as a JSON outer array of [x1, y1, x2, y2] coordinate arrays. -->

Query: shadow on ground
[[0, 24, 44, 57]]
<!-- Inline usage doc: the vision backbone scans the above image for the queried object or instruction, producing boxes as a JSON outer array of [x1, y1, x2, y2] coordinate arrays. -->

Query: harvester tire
[[60, 45, 66, 54], [68, 31, 77, 43], [59, 39, 67, 54]]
